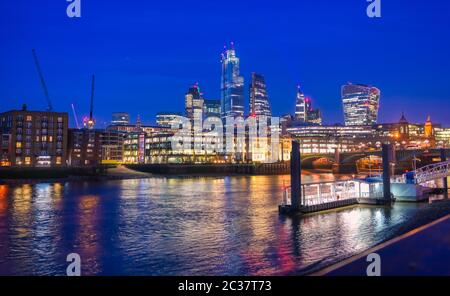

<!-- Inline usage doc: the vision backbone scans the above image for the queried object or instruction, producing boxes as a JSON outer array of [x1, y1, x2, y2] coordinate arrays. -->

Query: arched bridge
[[414, 160, 450, 184], [299, 148, 450, 174]]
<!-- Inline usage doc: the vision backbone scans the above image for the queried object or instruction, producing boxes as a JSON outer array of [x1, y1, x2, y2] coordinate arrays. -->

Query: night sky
[[1, 0, 450, 128]]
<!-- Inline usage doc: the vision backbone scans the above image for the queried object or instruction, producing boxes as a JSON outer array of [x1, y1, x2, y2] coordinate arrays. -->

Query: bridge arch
[[301, 154, 336, 168]]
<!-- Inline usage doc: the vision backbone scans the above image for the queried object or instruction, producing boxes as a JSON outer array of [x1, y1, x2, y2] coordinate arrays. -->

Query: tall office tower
[[221, 42, 244, 118], [249, 72, 271, 117], [341, 83, 380, 126], [111, 112, 130, 125], [185, 84, 204, 119], [295, 85, 307, 122]]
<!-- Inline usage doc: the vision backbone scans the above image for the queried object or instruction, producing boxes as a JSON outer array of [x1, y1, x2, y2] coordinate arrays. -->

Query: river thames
[[0, 174, 442, 275]]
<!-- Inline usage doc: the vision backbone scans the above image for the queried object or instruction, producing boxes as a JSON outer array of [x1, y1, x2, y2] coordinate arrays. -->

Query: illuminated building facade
[[342, 83, 380, 126], [221, 43, 244, 118], [156, 112, 183, 128], [68, 128, 103, 166], [100, 130, 125, 164], [111, 112, 130, 126], [185, 84, 204, 119], [249, 73, 271, 117], [293, 86, 322, 125], [436, 127, 450, 148], [287, 124, 373, 153], [203, 99, 221, 118], [294, 85, 306, 121], [0, 106, 68, 167], [122, 132, 147, 164]]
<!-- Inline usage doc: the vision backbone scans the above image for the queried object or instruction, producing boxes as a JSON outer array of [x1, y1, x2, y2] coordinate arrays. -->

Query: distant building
[[101, 130, 125, 164], [68, 128, 103, 167], [156, 112, 183, 128], [287, 124, 373, 153], [436, 127, 450, 148], [221, 43, 244, 118], [249, 73, 271, 117], [307, 109, 322, 125], [203, 99, 221, 118], [185, 84, 204, 119], [342, 83, 380, 126], [122, 132, 145, 164], [294, 85, 307, 122], [293, 86, 322, 125], [0, 106, 68, 167], [111, 112, 130, 126]]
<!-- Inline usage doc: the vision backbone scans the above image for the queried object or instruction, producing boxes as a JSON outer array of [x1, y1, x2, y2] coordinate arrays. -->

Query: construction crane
[[31, 49, 53, 111], [71, 103, 80, 129], [83, 75, 95, 129]]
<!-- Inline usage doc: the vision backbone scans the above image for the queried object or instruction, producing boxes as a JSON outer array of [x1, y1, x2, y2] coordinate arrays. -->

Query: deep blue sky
[[1, 0, 450, 127]]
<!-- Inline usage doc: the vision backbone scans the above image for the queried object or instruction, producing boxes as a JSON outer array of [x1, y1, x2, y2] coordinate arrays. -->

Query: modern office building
[[203, 99, 221, 118], [0, 106, 68, 167], [111, 112, 130, 126], [293, 86, 322, 125], [342, 83, 380, 126], [185, 84, 204, 119], [249, 72, 271, 117], [221, 43, 244, 118], [100, 130, 125, 164], [294, 85, 307, 122], [156, 112, 184, 128]]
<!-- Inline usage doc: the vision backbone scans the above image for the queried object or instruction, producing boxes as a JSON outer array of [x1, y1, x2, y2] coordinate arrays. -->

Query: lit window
[[56, 157, 62, 165], [16, 142, 22, 148], [26, 116, 32, 121]]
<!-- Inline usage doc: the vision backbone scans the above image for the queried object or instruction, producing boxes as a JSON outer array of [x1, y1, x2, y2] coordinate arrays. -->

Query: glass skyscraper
[[295, 85, 306, 121], [221, 43, 244, 118], [249, 72, 271, 117], [341, 83, 380, 126]]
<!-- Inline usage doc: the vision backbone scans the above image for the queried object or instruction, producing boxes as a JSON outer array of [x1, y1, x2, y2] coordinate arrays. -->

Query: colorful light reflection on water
[[0, 175, 432, 275]]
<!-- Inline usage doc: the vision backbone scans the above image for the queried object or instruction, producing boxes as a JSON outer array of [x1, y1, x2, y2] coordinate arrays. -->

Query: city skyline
[[1, 0, 450, 127]]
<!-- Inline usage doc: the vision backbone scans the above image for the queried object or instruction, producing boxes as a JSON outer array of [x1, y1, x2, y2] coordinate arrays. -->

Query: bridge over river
[[300, 148, 450, 174], [280, 143, 450, 215]]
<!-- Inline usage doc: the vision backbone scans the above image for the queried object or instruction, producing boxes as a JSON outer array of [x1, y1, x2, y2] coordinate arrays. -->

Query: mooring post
[[441, 149, 448, 198], [382, 144, 392, 200], [290, 140, 301, 210]]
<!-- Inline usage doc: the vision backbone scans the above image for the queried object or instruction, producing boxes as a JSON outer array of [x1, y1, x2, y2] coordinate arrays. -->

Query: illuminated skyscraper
[[295, 85, 306, 121], [185, 83, 204, 119], [221, 43, 244, 118], [249, 72, 271, 117], [341, 83, 380, 126]]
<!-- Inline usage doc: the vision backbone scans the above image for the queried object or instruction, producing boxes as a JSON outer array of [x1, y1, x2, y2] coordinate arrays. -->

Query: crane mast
[[84, 74, 96, 129], [31, 49, 53, 111]]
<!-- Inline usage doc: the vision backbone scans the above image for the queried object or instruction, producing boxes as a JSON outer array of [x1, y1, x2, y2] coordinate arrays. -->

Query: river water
[[0, 174, 437, 275]]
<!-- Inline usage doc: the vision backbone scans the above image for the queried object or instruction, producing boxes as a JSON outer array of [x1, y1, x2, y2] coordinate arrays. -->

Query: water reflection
[[0, 175, 431, 275]]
